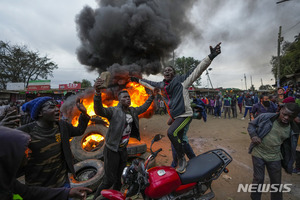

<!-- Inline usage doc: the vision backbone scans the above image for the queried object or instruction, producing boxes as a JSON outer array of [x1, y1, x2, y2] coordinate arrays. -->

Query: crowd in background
[[179, 84, 300, 122]]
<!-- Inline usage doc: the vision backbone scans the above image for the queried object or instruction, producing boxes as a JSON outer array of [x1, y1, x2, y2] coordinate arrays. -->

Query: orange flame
[[72, 82, 155, 127], [82, 133, 104, 150]]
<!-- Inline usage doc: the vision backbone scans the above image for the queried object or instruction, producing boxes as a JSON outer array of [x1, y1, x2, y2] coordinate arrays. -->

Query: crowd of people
[[189, 85, 299, 122]]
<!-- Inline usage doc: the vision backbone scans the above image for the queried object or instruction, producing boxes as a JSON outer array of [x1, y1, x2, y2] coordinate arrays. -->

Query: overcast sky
[[0, 0, 299, 90]]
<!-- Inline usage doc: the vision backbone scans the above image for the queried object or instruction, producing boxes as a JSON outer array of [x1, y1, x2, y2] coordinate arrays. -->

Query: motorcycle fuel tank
[[145, 166, 181, 199]]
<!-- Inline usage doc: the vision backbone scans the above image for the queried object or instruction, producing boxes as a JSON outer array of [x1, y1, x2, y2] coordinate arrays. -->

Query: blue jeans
[[214, 106, 221, 117], [244, 107, 252, 118]]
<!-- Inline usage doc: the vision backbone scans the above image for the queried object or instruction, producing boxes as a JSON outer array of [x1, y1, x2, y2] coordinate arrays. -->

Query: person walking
[[223, 95, 231, 119], [247, 103, 300, 200], [242, 93, 254, 120], [208, 97, 214, 115], [237, 94, 244, 114], [231, 95, 237, 118], [214, 95, 222, 119]]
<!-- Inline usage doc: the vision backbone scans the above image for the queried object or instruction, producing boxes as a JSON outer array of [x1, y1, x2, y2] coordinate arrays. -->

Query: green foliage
[[259, 84, 273, 90], [0, 41, 58, 89], [173, 56, 201, 86], [73, 79, 92, 88], [81, 79, 92, 88], [271, 33, 300, 79]]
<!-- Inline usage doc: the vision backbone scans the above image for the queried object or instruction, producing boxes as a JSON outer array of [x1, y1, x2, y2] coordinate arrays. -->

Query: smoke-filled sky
[[0, 0, 299, 90]]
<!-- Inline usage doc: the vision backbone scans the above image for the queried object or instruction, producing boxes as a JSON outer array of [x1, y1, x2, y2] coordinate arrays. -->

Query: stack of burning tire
[[69, 123, 156, 193]]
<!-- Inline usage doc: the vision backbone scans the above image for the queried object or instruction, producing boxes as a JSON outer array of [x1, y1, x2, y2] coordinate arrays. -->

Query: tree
[[0, 41, 58, 89], [74, 79, 92, 88], [259, 84, 273, 90], [271, 33, 300, 81], [173, 56, 201, 86]]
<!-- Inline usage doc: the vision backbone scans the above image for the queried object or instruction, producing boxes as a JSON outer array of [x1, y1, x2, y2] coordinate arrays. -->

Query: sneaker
[[292, 168, 300, 174], [176, 157, 187, 174], [241, 117, 245, 120], [218, 116, 221, 119]]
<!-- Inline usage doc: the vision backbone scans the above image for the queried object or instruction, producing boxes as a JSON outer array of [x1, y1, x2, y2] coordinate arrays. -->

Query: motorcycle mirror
[[152, 134, 164, 143], [150, 134, 164, 154]]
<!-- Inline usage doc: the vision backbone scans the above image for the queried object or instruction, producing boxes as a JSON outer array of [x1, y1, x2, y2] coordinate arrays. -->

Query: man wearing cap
[[248, 103, 300, 200], [17, 97, 90, 188]]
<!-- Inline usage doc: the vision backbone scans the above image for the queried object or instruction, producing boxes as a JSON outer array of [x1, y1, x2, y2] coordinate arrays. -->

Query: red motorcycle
[[100, 134, 232, 200]]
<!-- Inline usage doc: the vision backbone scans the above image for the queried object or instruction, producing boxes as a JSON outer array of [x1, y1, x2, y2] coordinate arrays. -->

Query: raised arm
[[135, 88, 158, 115], [93, 78, 114, 119], [65, 97, 91, 137], [182, 43, 221, 88], [130, 76, 164, 91]]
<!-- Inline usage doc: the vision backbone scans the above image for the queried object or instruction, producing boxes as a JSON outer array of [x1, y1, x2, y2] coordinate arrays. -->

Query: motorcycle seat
[[179, 152, 223, 185]]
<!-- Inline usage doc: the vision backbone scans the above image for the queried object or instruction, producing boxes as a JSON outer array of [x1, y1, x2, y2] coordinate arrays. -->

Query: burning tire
[[71, 124, 107, 162], [71, 123, 147, 162], [69, 159, 104, 192]]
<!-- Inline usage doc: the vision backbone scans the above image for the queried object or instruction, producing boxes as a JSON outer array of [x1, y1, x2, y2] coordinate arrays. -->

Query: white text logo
[[237, 184, 292, 193]]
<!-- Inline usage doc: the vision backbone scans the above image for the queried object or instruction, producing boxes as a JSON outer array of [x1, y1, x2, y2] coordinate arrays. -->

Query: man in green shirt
[[247, 103, 300, 200]]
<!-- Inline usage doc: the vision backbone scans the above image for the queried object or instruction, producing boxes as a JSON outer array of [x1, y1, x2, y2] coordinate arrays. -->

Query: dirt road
[[139, 113, 300, 200]]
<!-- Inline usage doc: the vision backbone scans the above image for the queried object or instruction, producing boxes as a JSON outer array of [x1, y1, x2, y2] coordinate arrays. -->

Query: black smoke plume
[[75, 0, 197, 77]]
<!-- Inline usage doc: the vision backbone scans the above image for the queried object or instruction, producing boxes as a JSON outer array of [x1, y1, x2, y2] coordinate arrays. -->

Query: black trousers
[[93, 146, 127, 199], [295, 150, 300, 169], [167, 117, 191, 159], [251, 156, 282, 200]]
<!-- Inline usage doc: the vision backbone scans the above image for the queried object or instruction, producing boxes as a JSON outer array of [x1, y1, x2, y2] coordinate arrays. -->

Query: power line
[[282, 20, 300, 35], [276, 0, 291, 4]]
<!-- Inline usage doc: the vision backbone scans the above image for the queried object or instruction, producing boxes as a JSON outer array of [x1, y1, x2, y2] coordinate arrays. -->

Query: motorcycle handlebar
[[153, 148, 162, 158]]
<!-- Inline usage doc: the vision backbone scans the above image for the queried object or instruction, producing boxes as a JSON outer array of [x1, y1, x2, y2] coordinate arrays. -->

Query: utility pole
[[206, 70, 213, 89], [241, 79, 243, 90], [244, 74, 247, 90], [277, 26, 283, 88], [261, 78, 263, 86]]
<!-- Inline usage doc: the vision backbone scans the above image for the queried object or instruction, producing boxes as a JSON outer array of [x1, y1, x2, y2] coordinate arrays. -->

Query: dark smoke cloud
[[76, 0, 197, 77]]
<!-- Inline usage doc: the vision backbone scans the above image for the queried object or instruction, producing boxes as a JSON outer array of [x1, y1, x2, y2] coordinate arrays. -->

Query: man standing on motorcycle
[[248, 103, 300, 200], [93, 79, 158, 199], [130, 43, 221, 173]]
